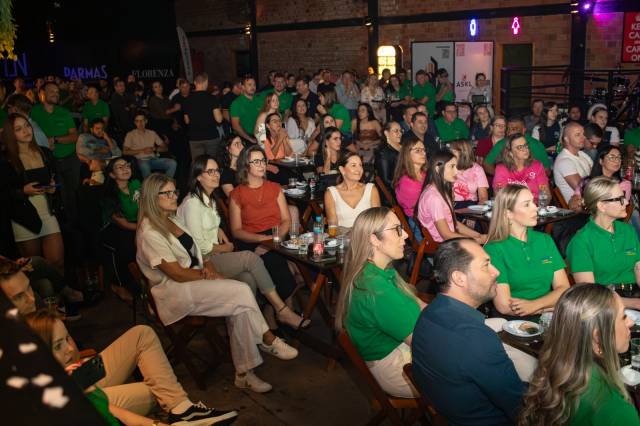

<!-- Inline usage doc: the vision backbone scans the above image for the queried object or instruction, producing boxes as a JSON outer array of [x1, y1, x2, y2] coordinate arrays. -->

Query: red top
[[475, 137, 495, 159], [229, 180, 282, 233]]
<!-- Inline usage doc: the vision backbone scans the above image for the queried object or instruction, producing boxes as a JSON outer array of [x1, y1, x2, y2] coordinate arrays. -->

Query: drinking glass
[[272, 225, 280, 244], [298, 235, 309, 256], [288, 178, 297, 188], [336, 235, 346, 253], [328, 220, 338, 238], [631, 338, 640, 368], [290, 222, 299, 239]]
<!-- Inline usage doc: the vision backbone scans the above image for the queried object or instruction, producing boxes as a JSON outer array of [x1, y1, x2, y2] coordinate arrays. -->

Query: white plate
[[502, 320, 542, 337], [626, 309, 640, 326], [281, 240, 299, 250], [284, 188, 305, 196], [324, 238, 337, 248], [622, 365, 640, 386], [468, 204, 490, 212], [484, 211, 493, 219]]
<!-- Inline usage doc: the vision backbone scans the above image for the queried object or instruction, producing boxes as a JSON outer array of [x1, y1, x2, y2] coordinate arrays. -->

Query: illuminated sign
[[469, 19, 477, 37], [0, 53, 28, 78], [511, 17, 521, 35], [63, 65, 108, 80]]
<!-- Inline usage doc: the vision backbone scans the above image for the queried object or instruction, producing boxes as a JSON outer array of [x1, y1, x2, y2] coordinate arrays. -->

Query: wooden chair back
[[375, 175, 396, 207], [409, 224, 440, 286], [625, 201, 634, 223], [552, 187, 569, 209], [337, 330, 419, 426]]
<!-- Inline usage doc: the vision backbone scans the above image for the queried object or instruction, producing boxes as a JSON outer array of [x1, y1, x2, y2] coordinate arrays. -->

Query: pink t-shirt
[[417, 184, 455, 242], [395, 172, 426, 218], [492, 160, 548, 200], [453, 163, 489, 202]]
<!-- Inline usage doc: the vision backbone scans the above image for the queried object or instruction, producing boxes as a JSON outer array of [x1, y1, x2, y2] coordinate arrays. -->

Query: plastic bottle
[[312, 216, 324, 261]]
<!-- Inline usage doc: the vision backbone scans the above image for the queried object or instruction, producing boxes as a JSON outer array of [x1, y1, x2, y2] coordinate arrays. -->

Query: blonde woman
[[567, 176, 640, 310], [519, 285, 639, 425], [136, 173, 298, 394], [335, 207, 426, 398], [253, 92, 279, 146], [484, 184, 570, 318]]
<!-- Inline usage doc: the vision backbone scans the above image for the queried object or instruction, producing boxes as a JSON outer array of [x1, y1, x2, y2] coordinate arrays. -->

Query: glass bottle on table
[[312, 216, 325, 261], [538, 184, 550, 209]]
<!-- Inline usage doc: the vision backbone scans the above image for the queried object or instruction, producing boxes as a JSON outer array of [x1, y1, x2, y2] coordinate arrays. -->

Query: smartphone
[[34, 183, 62, 190], [71, 355, 106, 390]]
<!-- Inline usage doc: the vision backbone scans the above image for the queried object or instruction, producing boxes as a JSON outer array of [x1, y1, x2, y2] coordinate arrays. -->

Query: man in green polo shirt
[[82, 85, 110, 132], [30, 81, 79, 223], [623, 117, 640, 158], [397, 68, 413, 99], [412, 70, 436, 117], [435, 102, 469, 142], [483, 117, 551, 175], [257, 72, 292, 117], [230, 76, 261, 144]]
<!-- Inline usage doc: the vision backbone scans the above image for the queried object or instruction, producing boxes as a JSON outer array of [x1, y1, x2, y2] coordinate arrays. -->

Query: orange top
[[229, 180, 282, 233], [264, 136, 287, 160]]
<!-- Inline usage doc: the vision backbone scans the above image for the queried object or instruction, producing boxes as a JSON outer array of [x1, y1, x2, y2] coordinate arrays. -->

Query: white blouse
[[177, 192, 221, 256], [328, 183, 374, 228]]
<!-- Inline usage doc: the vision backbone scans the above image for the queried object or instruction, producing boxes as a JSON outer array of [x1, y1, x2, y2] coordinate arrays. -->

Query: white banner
[[411, 42, 454, 83], [453, 41, 494, 102], [176, 26, 193, 83]]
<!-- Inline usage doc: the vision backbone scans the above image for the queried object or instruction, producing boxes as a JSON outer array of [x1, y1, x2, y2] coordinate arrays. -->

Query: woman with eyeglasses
[[137, 173, 298, 394], [375, 121, 403, 193], [475, 115, 506, 165], [393, 135, 427, 240], [178, 155, 308, 329], [485, 184, 570, 319], [584, 145, 631, 201], [567, 176, 640, 310], [416, 149, 486, 243], [325, 152, 381, 229], [228, 145, 300, 308], [519, 284, 640, 425], [336, 207, 426, 398], [493, 134, 550, 202], [100, 156, 141, 297]]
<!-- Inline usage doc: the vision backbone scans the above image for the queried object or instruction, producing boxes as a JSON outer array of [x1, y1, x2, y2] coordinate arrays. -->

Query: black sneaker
[[168, 402, 238, 426]]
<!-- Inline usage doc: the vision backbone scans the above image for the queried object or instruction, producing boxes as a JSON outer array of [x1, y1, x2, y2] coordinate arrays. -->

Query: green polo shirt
[[101, 179, 141, 224], [624, 127, 640, 149], [230, 94, 262, 135], [329, 103, 351, 133], [30, 104, 76, 158], [567, 218, 640, 285], [436, 83, 454, 102], [412, 82, 436, 116], [257, 88, 293, 116], [569, 366, 640, 426], [398, 82, 412, 100], [484, 134, 551, 168], [485, 228, 565, 300], [82, 99, 110, 123], [345, 262, 421, 361], [434, 117, 470, 142]]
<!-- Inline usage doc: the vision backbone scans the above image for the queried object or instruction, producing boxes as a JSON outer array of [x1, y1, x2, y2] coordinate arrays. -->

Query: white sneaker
[[234, 370, 272, 393], [258, 336, 298, 360]]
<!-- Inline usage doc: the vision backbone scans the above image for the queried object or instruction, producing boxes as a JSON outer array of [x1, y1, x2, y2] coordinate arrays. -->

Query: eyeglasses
[[389, 128, 403, 133], [513, 144, 530, 151], [602, 193, 626, 205], [203, 168, 220, 176], [114, 163, 132, 170], [158, 189, 180, 198], [248, 158, 268, 166], [378, 223, 404, 237], [411, 148, 426, 154], [604, 155, 622, 162]]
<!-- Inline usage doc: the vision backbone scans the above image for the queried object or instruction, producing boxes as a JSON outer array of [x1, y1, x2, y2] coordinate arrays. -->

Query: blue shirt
[[412, 294, 525, 426]]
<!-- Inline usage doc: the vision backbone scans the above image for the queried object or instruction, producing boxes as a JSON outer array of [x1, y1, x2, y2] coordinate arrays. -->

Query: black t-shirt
[[220, 167, 237, 188], [292, 91, 320, 118], [538, 122, 561, 148], [182, 91, 221, 140], [221, 92, 237, 111], [317, 82, 335, 93]]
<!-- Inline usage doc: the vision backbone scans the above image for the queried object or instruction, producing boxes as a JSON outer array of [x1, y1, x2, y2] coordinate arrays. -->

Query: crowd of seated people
[[3, 67, 640, 425]]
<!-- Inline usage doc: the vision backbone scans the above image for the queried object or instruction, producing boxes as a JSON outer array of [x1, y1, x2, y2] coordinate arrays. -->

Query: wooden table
[[260, 239, 343, 364], [271, 158, 316, 180], [284, 187, 324, 230], [455, 207, 583, 234]]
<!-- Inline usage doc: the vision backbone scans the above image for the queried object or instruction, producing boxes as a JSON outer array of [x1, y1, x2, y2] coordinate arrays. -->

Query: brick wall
[[257, 0, 366, 25], [189, 34, 251, 83], [379, 0, 566, 16], [587, 12, 640, 70], [175, 0, 251, 32]]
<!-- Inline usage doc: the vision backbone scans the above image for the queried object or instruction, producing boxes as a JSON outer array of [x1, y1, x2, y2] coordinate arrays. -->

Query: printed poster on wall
[[453, 41, 494, 102], [622, 12, 640, 63], [411, 42, 454, 83]]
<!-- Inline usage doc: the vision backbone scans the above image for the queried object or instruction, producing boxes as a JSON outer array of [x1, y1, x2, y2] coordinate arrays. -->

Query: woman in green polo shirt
[[567, 176, 640, 309], [100, 157, 141, 297], [485, 184, 570, 318], [336, 207, 426, 398], [520, 284, 639, 425]]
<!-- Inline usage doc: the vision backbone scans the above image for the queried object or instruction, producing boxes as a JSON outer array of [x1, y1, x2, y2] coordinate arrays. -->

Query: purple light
[[582, 2, 591, 10]]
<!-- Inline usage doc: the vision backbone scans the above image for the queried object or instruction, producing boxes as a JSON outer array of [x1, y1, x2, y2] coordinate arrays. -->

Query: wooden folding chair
[[128, 262, 228, 390], [392, 206, 440, 286], [337, 330, 423, 426], [402, 363, 448, 426], [552, 187, 569, 209], [375, 175, 396, 207], [625, 202, 634, 223]]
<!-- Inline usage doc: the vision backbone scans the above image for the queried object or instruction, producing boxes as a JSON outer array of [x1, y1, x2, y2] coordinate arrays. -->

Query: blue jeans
[[407, 217, 423, 243], [137, 157, 177, 178]]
